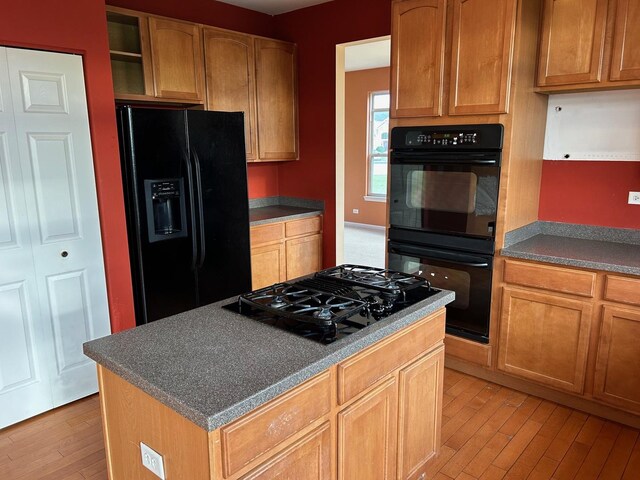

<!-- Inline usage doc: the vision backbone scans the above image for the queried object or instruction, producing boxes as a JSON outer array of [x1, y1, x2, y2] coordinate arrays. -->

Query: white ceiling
[[345, 39, 390, 72], [217, 0, 333, 15]]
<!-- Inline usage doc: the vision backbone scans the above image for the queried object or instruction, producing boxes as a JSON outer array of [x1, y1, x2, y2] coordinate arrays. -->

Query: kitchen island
[[84, 289, 454, 479]]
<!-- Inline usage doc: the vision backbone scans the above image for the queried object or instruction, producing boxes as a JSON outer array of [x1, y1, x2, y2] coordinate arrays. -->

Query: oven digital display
[[405, 130, 479, 146]]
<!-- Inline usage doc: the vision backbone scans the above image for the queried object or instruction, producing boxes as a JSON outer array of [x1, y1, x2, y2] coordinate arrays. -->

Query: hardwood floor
[[1, 369, 639, 479]]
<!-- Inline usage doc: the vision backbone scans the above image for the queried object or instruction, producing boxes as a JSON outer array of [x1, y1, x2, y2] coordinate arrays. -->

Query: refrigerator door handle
[[182, 153, 198, 271], [192, 151, 207, 269]]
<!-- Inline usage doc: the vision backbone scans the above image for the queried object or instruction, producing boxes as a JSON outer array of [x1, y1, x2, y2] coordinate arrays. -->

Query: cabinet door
[[497, 287, 592, 393], [397, 346, 444, 480], [203, 28, 258, 160], [255, 38, 298, 161], [448, 0, 517, 115], [391, 0, 446, 117], [338, 377, 398, 480], [593, 306, 640, 413], [251, 242, 285, 290], [285, 233, 322, 280], [609, 0, 640, 81], [148, 17, 204, 101], [240, 422, 332, 480], [537, 0, 608, 86]]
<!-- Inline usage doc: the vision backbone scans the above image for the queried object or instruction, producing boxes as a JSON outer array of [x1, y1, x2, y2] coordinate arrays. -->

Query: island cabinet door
[[337, 377, 398, 480], [397, 346, 444, 480], [593, 306, 640, 413], [240, 422, 332, 480]]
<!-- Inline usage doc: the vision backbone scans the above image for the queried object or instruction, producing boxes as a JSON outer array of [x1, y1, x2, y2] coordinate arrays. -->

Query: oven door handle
[[388, 243, 491, 268], [390, 151, 499, 165]]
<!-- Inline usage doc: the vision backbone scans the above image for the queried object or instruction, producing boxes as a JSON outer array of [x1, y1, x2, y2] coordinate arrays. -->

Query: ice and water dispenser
[[144, 179, 188, 243]]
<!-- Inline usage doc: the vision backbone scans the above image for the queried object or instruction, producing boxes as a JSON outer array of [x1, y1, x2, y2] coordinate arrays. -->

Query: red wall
[[274, 0, 392, 266], [539, 160, 640, 229], [0, 0, 135, 331]]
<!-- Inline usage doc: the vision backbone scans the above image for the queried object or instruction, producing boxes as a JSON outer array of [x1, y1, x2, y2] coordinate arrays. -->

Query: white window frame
[[366, 90, 389, 200]]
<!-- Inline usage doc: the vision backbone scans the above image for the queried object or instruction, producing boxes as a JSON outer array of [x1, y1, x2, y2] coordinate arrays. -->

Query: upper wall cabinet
[[106, 8, 154, 100], [203, 28, 258, 160], [536, 0, 640, 92], [148, 17, 205, 102], [449, 0, 517, 115], [390, 0, 517, 118], [255, 38, 299, 161], [106, 7, 205, 103], [390, 0, 446, 117]]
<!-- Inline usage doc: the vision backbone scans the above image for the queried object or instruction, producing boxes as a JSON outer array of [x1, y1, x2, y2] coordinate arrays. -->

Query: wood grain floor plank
[[574, 422, 622, 480], [464, 432, 512, 478], [574, 416, 606, 446], [479, 465, 507, 480], [443, 378, 491, 418], [543, 410, 589, 461], [526, 456, 559, 480], [499, 397, 543, 436], [493, 419, 543, 471], [551, 441, 590, 480], [425, 445, 458, 478], [622, 436, 640, 480], [599, 427, 639, 479]]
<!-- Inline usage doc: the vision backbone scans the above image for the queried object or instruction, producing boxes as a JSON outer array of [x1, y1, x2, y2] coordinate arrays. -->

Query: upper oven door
[[389, 152, 500, 239]]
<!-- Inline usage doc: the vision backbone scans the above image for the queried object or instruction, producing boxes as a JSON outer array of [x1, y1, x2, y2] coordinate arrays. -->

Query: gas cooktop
[[224, 265, 438, 344]]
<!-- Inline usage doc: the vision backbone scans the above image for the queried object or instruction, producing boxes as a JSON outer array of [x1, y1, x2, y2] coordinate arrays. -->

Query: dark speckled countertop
[[84, 290, 454, 431], [248, 196, 323, 226], [502, 222, 640, 276]]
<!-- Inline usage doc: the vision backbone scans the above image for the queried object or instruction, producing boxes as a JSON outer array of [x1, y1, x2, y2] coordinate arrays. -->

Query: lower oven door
[[388, 241, 492, 343]]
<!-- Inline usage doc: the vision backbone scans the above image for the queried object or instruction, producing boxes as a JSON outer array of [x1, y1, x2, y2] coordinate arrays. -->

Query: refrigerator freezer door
[[186, 110, 252, 304], [119, 107, 198, 324]]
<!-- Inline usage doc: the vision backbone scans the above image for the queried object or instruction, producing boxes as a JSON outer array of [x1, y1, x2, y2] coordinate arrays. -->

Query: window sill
[[364, 195, 387, 203]]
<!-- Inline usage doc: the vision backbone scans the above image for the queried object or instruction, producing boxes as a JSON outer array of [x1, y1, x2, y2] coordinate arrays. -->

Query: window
[[367, 91, 389, 199]]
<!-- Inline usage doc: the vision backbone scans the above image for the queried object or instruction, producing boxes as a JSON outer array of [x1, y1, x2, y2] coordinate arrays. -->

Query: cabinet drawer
[[285, 216, 322, 238], [221, 370, 332, 477], [337, 310, 445, 405], [503, 260, 596, 297], [250, 222, 284, 247], [604, 275, 640, 307]]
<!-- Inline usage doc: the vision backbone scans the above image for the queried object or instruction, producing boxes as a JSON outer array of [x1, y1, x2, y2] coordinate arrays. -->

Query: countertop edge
[[85, 290, 454, 431], [249, 209, 323, 226], [500, 248, 640, 276]]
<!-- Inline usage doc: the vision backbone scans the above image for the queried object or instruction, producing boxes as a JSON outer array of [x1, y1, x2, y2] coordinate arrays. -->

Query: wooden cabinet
[[203, 28, 258, 160], [98, 307, 447, 480], [240, 423, 332, 480], [448, 0, 517, 115], [255, 39, 299, 161], [148, 17, 204, 101], [497, 287, 593, 393], [390, 0, 516, 117], [106, 7, 154, 100], [250, 215, 322, 289], [497, 260, 640, 419], [337, 378, 398, 480], [390, 0, 446, 117], [593, 306, 640, 412], [397, 346, 444, 480], [536, 0, 640, 91], [537, 0, 608, 86]]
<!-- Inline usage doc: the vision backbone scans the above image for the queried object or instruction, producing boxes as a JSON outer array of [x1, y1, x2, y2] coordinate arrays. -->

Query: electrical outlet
[[629, 192, 640, 205], [352, 209, 359, 214], [141, 442, 166, 479]]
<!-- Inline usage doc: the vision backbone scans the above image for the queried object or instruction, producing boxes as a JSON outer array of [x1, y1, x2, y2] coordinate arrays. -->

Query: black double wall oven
[[387, 124, 504, 343]]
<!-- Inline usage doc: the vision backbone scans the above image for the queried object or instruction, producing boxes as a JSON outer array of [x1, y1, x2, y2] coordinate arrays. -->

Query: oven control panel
[[406, 131, 478, 146], [391, 124, 504, 150]]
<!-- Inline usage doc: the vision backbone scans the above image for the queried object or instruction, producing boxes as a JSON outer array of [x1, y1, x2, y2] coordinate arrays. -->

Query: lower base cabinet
[[98, 309, 446, 480], [250, 242, 285, 290], [338, 377, 398, 480], [593, 306, 640, 412], [286, 233, 322, 279]]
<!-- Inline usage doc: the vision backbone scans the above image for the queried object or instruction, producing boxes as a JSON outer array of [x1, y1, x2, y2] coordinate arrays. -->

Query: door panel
[[4, 47, 111, 412], [0, 47, 55, 428], [27, 133, 81, 242], [610, 0, 640, 81]]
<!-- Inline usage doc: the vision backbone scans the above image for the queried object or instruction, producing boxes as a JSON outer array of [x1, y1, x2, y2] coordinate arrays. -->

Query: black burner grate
[[315, 264, 427, 295]]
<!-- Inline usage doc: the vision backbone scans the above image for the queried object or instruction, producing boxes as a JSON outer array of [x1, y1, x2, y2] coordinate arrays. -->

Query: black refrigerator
[[117, 106, 252, 325]]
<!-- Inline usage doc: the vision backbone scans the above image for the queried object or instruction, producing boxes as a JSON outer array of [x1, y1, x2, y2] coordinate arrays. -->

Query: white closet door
[[0, 47, 111, 427], [0, 48, 56, 429]]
